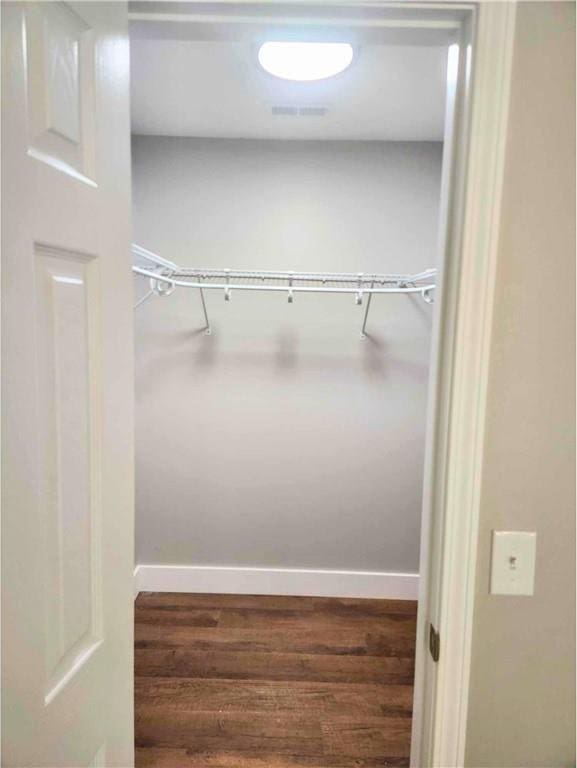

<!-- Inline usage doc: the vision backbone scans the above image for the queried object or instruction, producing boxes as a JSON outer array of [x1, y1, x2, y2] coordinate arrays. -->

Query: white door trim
[[441, 3, 517, 761], [412, 3, 518, 766], [129, 3, 518, 765]]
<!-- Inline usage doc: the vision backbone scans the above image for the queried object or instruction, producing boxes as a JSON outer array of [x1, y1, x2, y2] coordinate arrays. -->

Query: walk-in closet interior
[[131, 6, 450, 765]]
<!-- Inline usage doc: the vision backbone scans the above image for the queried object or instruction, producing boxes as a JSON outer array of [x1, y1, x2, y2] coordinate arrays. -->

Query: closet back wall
[[132, 136, 442, 589]]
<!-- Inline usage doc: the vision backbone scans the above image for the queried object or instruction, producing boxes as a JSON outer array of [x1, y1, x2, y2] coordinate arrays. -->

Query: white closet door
[[2, 2, 134, 765]]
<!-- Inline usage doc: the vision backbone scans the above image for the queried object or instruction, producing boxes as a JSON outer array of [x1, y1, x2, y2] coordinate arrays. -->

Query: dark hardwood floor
[[135, 592, 417, 768]]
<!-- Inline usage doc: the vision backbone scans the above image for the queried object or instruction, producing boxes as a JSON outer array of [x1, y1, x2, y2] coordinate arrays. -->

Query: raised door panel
[[35, 245, 102, 706], [25, 2, 96, 182]]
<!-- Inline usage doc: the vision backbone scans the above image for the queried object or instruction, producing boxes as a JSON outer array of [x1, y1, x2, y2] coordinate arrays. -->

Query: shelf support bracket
[[360, 282, 374, 339], [134, 289, 155, 309], [199, 287, 211, 334]]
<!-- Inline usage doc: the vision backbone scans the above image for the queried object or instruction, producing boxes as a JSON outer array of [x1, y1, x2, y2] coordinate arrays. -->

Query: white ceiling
[[130, 38, 448, 141]]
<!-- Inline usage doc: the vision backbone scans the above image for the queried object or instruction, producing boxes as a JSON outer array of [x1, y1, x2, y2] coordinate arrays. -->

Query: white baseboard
[[133, 564, 419, 600], [133, 566, 141, 600]]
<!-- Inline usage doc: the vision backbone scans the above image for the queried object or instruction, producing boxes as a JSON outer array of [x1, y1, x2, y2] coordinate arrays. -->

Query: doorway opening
[[130, 5, 458, 766]]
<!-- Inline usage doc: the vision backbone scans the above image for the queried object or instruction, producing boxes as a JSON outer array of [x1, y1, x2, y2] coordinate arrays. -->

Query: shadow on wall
[[135, 324, 431, 397]]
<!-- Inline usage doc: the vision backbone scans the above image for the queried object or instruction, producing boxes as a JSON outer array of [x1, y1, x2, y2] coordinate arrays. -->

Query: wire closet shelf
[[132, 243, 437, 339]]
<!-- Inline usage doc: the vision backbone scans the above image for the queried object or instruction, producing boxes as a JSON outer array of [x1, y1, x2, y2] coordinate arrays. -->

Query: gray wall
[[132, 137, 442, 573], [465, 3, 576, 766]]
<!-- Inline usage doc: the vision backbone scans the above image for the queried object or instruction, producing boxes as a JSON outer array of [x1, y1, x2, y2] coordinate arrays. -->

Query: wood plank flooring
[[135, 592, 417, 768]]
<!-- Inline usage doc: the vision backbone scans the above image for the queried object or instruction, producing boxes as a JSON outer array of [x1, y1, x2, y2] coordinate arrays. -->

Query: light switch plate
[[490, 530, 537, 596]]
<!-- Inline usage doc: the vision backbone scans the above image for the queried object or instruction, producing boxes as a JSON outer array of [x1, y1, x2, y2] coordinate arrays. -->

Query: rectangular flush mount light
[[258, 42, 354, 82]]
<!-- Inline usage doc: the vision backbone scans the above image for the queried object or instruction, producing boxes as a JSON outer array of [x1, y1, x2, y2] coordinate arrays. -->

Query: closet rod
[[132, 244, 436, 338]]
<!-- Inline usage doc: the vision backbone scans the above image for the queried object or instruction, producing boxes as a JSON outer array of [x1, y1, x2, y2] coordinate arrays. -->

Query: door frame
[[408, 4, 517, 766], [127, 2, 517, 765]]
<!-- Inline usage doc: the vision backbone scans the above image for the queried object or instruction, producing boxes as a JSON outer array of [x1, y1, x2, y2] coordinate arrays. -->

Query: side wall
[[465, 3, 576, 765], [132, 137, 442, 587]]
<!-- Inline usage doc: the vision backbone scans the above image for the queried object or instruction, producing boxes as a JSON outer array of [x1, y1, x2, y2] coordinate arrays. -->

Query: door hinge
[[429, 623, 440, 662]]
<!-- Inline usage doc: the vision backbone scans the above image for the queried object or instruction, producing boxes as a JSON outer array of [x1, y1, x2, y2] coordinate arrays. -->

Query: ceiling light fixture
[[257, 42, 354, 82]]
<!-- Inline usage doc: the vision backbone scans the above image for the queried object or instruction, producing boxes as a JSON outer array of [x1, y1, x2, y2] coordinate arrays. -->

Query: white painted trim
[[134, 564, 419, 600], [411, 4, 518, 767], [435, 6, 517, 765], [134, 566, 141, 600]]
